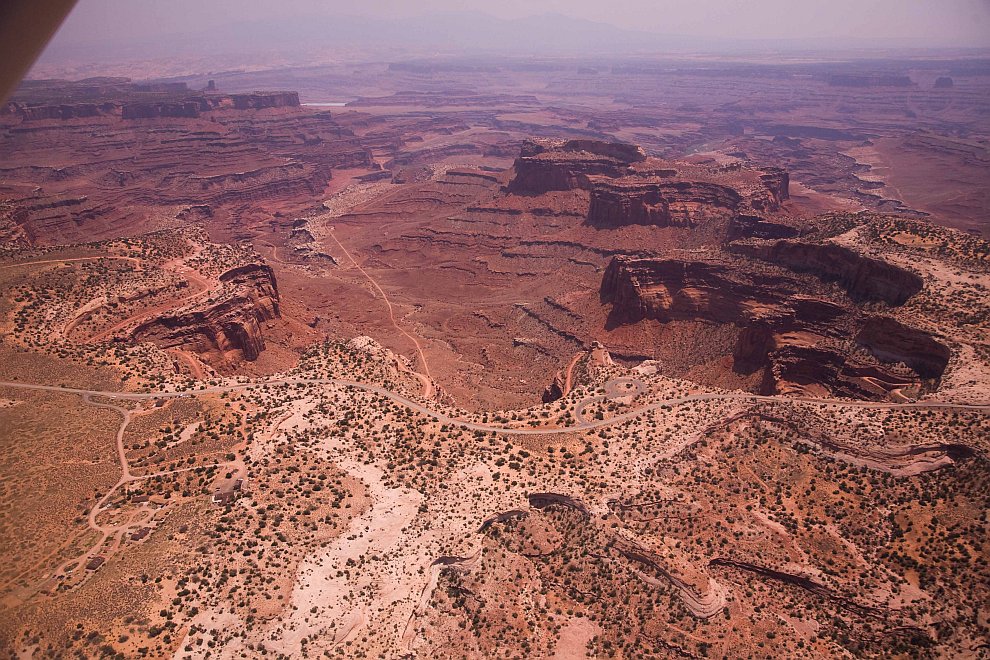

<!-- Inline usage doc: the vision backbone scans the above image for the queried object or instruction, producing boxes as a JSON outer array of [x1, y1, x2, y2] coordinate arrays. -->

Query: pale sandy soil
[[274, 460, 424, 653], [552, 617, 602, 659]]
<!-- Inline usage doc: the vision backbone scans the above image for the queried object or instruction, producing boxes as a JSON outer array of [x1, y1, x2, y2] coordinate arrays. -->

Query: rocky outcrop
[[613, 536, 726, 619], [285, 221, 338, 265], [588, 179, 674, 227], [2, 103, 370, 243], [132, 264, 280, 361], [122, 101, 201, 120], [478, 510, 529, 533], [708, 558, 884, 618], [732, 322, 776, 373], [587, 178, 744, 228], [509, 137, 792, 240], [600, 257, 775, 325], [856, 316, 950, 379], [827, 74, 913, 87], [758, 167, 789, 206], [731, 240, 922, 305], [507, 138, 643, 194], [600, 256, 941, 398], [528, 493, 591, 517], [15, 103, 104, 121], [557, 139, 646, 163], [230, 92, 300, 110], [727, 215, 799, 240], [541, 373, 566, 403]]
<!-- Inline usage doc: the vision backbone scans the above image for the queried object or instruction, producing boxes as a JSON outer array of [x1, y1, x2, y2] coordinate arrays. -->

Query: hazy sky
[[49, 0, 990, 49]]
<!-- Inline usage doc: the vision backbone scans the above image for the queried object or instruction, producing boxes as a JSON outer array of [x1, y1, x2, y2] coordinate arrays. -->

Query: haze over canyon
[[1, 2, 989, 658]]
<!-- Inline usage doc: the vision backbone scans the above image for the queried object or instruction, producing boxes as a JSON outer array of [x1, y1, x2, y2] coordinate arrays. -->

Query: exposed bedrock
[[587, 179, 673, 227], [557, 139, 647, 163], [757, 167, 790, 207], [587, 178, 745, 228], [527, 493, 591, 517], [856, 316, 950, 379], [600, 257, 779, 326], [478, 510, 529, 533], [507, 138, 643, 194], [541, 373, 566, 403], [518, 138, 647, 163], [132, 264, 280, 362], [612, 536, 725, 619], [732, 322, 776, 373], [731, 240, 923, 305], [708, 558, 885, 619], [122, 101, 201, 120], [726, 215, 800, 240], [11, 102, 106, 121], [508, 157, 623, 194], [600, 256, 945, 397], [230, 92, 300, 109]]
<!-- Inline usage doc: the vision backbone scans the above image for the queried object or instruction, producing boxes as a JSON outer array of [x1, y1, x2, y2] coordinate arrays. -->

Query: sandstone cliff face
[[600, 257, 774, 325], [508, 138, 794, 240], [14, 103, 105, 121], [600, 256, 945, 397], [509, 156, 625, 194], [2, 100, 371, 244], [757, 167, 790, 207], [120, 93, 297, 120], [731, 240, 922, 305], [558, 140, 646, 163], [507, 138, 643, 194], [726, 215, 799, 240], [541, 373, 566, 403], [122, 102, 201, 120], [587, 178, 745, 228], [857, 316, 950, 379], [587, 180, 674, 228], [132, 264, 280, 361], [230, 92, 300, 110]]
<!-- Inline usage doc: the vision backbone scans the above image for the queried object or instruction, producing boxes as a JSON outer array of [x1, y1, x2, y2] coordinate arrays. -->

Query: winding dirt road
[[86, 244, 212, 343], [325, 229, 435, 398], [573, 377, 646, 423], [0, 256, 142, 270], [0, 390, 241, 601], [1, 378, 987, 439]]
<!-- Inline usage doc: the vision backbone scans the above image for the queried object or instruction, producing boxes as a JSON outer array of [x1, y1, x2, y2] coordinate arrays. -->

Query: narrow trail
[[87, 247, 212, 343], [258, 240, 291, 267], [2, 373, 987, 612], [1, 378, 987, 438], [563, 351, 583, 396], [325, 229, 435, 398], [82, 394, 133, 488], [0, 256, 142, 270], [172, 349, 208, 380], [86, 285, 205, 343], [0, 391, 240, 603], [574, 377, 646, 424]]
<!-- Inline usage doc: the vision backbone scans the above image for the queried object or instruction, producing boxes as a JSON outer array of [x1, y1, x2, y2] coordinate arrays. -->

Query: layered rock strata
[[600, 256, 948, 396], [730, 240, 923, 305], [507, 138, 645, 194], [132, 264, 280, 361]]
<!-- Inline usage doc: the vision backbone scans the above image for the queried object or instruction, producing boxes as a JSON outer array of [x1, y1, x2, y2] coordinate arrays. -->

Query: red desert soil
[[0, 60, 989, 659]]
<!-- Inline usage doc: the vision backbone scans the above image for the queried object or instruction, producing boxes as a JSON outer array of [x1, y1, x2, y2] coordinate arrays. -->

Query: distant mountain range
[[42, 11, 697, 58], [39, 9, 981, 68]]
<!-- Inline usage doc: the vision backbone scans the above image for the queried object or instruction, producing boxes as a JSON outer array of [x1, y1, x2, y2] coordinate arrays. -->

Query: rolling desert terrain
[[1, 51, 989, 659]]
